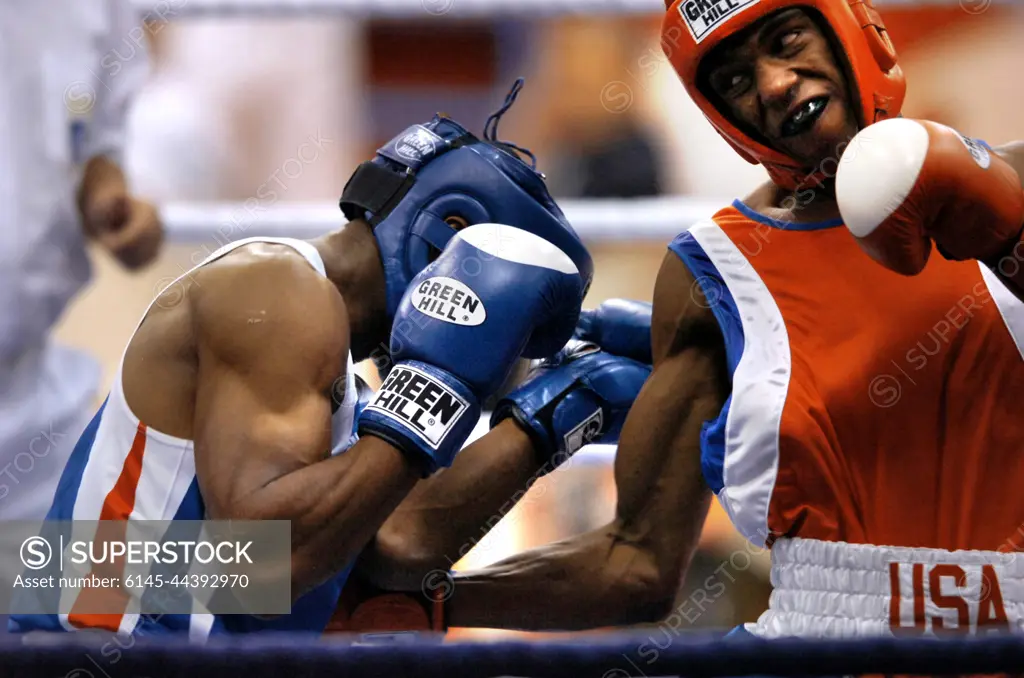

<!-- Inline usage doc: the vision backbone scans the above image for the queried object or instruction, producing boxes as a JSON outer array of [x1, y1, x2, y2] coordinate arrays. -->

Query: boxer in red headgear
[[419, 0, 1024, 642], [665, 0, 906, 191]]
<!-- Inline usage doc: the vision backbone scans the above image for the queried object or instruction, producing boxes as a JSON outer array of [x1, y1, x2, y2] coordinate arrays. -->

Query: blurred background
[[31, 0, 1024, 640]]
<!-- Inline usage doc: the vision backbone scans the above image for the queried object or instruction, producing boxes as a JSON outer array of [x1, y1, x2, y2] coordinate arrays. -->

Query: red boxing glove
[[324, 572, 448, 642], [837, 119, 1024, 283]]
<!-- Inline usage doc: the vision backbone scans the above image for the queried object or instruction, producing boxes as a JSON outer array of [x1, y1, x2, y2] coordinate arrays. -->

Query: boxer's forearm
[[445, 527, 671, 630], [446, 257, 724, 631], [240, 435, 421, 600], [360, 420, 542, 589]]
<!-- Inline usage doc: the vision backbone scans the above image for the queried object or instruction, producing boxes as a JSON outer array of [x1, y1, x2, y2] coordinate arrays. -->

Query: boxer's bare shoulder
[[190, 245, 347, 378], [651, 249, 726, 366], [123, 243, 348, 447]]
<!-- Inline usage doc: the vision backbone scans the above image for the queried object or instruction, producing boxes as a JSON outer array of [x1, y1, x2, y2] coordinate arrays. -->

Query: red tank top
[[670, 200, 1024, 551]]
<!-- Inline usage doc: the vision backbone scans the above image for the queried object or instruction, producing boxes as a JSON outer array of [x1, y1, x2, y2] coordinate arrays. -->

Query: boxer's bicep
[[192, 262, 348, 519], [611, 251, 727, 599]]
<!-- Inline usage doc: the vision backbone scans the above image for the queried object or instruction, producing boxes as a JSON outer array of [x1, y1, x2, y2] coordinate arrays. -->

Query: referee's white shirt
[[0, 0, 148, 521]]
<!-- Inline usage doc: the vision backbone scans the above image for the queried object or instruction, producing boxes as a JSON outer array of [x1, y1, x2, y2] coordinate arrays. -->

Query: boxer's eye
[[773, 29, 804, 56], [712, 70, 752, 99]]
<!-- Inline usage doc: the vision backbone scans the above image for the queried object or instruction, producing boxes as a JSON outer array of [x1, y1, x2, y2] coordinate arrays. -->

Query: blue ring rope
[[4, 634, 1024, 677]]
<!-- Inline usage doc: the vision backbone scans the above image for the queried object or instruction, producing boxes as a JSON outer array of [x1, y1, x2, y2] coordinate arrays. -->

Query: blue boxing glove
[[358, 223, 585, 475], [575, 298, 653, 364], [490, 338, 652, 473]]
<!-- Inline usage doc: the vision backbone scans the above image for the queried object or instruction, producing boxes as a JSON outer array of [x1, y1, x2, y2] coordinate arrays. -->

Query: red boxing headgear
[[661, 0, 906, 190]]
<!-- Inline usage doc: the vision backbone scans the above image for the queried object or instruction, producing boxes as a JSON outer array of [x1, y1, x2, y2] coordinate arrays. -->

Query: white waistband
[[749, 538, 1024, 639]]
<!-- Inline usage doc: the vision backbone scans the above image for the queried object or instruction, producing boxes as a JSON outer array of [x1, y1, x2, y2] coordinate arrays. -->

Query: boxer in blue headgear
[[11, 80, 650, 640], [341, 79, 593, 340]]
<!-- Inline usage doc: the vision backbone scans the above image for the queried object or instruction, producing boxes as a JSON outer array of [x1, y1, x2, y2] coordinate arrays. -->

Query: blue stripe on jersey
[[173, 477, 205, 520], [48, 398, 108, 521], [8, 400, 109, 633], [667, 232, 746, 494]]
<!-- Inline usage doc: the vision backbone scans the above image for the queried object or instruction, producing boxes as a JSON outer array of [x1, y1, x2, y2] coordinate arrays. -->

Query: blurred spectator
[[555, 121, 664, 198], [128, 18, 366, 203], [0, 0, 162, 524], [898, 7, 1024, 141], [530, 17, 666, 199]]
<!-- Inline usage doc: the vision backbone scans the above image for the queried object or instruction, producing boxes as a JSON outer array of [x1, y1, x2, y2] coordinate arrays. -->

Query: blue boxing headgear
[[339, 79, 594, 342]]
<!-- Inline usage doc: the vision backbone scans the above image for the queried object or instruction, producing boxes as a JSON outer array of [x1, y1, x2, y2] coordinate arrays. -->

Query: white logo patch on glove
[[411, 277, 487, 326], [943, 125, 992, 170], [563, 408, 604, 454], [365, 365, 469, 449]]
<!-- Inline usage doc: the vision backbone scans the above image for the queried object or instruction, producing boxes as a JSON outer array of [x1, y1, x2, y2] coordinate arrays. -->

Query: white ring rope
[[161, 196, 727, 244]]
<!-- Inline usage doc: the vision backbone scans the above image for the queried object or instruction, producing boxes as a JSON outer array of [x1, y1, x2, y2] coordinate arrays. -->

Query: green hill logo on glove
[[366, 365, 470, 449], [411, 277, 487, 327]]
